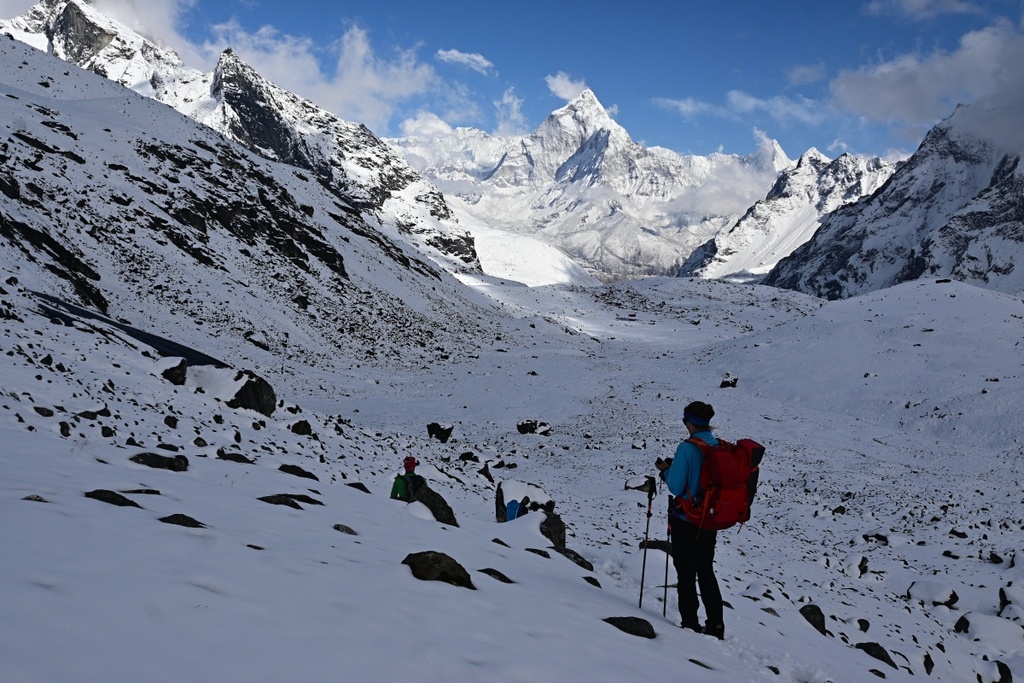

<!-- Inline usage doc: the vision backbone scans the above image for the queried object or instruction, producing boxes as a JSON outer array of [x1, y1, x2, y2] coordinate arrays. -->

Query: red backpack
[[677, 437, 764, 531]]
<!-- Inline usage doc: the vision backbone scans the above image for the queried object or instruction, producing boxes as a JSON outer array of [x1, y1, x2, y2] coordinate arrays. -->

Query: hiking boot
[[704, 622, 724, 640], [680, 620, 702, 634]]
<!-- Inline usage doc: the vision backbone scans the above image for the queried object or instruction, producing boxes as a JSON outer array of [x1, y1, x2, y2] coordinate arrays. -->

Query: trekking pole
[[636, 476, 656, 609], [663, 496, 672, 617]]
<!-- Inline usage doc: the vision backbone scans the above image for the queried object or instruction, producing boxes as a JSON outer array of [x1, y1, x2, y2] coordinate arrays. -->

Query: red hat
[[403, 456, 418, 471]]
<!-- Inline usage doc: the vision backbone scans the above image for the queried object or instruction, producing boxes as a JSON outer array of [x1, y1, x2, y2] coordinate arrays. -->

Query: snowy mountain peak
[[536, 88, 628, 153], [744, 135, 795, 175]]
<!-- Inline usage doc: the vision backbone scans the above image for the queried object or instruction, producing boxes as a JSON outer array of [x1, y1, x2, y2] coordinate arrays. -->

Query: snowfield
[[2, 274, 1022, 683]]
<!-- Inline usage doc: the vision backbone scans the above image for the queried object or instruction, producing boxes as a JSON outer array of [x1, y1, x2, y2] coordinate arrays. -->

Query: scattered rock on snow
[[130, 452, 189, 472], [289, 420, 313, 436], [602, 616, 656, 639], [799, 604, 830, 637], [402, 551, 475, 589], [413, 486, 458, 526], [84, 489, 141, 508], [427, 422, 454, 443], [279, 464, 319, 481], [554, 546, 593, 572], [516, 419, 551, 436], [160, 358, 187, 386], [225, 370, 277, 416], [478, 567, 514, 584], [854, 642, 898, 670], [539, 512, 566, 549], [158, 513, 206, 528], [333, 524, 357, 535], [258, 493, 322, 509], [216, 450, 254, 464]]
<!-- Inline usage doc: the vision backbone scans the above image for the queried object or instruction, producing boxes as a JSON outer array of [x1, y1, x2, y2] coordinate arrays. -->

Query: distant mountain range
[[3, 0, 1023, 298], [764, 103, 1024, 298], [388, 89, 802, 282]]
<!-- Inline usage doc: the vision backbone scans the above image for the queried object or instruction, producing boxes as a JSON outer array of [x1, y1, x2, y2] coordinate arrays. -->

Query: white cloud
[[652, 96, 719, 118], [787, 63, 827, 86], [435, 48, 494, 75], [830, 20, 1024, 129], [399, 111, 453, 138], [726, 91, 824, 125], [865, 0, 984, 19], [655, 92, 822, 127], [545, 72, 587, 101], [494, 87, 528, 136]]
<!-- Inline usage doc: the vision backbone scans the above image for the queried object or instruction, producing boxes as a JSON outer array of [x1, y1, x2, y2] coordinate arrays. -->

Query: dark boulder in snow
[[413, 486, 458, 527], [555, 546, 593, 572], [333, 524, 357, 535], [539, 512, 566, 549], [799, 604, 830, 637], [159, 513, 206, 528], [602, 616, 656, 639], [258, 493, 322, 509], [258, 494, 303, 510], [130, 452, 189, 472], [278, 464, 319, 481], [216, 449, 254, 464], [289, 420, 313, 436], [84, 489, 141, 508], [854, 642, 897, 670], [427, 422, 454, 443], [517, 419, 551, 436], [478, 567, 514, 584], [402, 551, 475, 589], [225, 370, 276, 416], [161, 358, 187, 386]]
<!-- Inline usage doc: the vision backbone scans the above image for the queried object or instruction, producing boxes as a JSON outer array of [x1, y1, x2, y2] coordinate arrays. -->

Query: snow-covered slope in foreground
[[2, 274, 1022, 682]]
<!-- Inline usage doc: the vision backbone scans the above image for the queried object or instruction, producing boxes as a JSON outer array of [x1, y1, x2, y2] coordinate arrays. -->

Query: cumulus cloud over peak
[[830, 20, 1024, 129], [399, 110, 454, 138], [545, 71, 587, 101]]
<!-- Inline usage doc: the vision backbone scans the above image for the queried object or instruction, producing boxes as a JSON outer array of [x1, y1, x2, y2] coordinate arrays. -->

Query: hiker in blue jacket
[[656, 401, 725, 640]]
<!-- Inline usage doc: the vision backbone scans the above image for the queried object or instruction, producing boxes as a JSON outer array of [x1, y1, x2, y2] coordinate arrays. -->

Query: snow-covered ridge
[[681, 149, 898, 281], [764, 102, 1024, 298], [0, 33, 492, 372], [1, 0, 479, 272]]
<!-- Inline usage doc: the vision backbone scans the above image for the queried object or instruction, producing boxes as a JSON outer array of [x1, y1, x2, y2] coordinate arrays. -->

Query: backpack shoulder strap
[[684, 436, 710, 452]]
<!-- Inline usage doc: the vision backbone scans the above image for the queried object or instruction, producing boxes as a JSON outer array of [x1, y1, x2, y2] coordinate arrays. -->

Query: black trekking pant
[[669, 514, 723, 630]]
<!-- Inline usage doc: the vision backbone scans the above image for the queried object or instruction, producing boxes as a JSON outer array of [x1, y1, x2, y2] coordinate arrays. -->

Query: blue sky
[[4, 0, 1024, 159]]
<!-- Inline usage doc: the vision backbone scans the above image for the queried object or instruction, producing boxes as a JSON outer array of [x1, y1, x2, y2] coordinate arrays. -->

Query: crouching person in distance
[[390, 456, 427, 501]]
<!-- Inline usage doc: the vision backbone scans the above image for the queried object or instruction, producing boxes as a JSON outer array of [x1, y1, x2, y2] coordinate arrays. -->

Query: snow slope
[[1, 15, 1023, 683], [3, 272, 1023, 682]]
